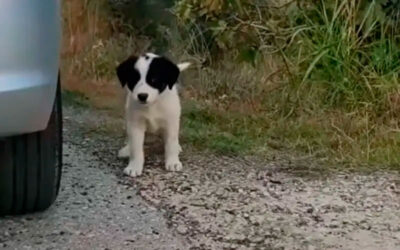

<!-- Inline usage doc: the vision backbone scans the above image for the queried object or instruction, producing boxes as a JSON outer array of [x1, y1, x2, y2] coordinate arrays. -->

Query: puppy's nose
[[137, 93, 148, 103]]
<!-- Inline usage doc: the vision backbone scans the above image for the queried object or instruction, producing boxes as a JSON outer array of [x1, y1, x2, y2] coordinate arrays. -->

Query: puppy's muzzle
[[137, 93, 148, 103]]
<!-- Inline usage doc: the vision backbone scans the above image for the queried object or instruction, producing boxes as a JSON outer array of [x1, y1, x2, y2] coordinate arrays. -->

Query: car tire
[[0, 76, 62, 215]]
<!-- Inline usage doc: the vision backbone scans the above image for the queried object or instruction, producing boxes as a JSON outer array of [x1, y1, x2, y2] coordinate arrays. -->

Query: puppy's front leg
[[124, 124, 145, 177], [164, 118, 182, 172]]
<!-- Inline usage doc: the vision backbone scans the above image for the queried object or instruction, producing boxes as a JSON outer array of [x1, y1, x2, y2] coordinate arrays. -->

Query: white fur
[[118, 54, 189, 177], [129, 53, 159, 105], [177, 62, 191, 71]]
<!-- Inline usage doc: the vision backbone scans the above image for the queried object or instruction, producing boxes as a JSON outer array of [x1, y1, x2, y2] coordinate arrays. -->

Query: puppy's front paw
[[165, 159, 183, 172], [118, 145, 129, 159], [124, 161, 143, 177]]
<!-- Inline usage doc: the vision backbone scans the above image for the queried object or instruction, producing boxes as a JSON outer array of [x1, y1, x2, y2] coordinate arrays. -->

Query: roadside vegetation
[[62, 0, 400, 167]]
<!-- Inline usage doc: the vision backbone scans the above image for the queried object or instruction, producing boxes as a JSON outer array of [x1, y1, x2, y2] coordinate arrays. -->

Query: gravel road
[[1, 103, 400, 250], [0, 105, 187, 250]]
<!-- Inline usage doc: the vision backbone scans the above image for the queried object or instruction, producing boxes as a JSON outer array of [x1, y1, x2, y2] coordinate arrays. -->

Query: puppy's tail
[[177, 62, 191, 72]]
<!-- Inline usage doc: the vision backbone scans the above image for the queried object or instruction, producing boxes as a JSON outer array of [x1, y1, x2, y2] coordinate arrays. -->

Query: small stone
[[249, 215, 264, 226], [229, 243, 238, 249], [224, 213, 234, 223], [125, 238, 135, 243], [233, 234, 246, 241], [329, 220, 340, 228], [176, 225, 188, 235], [224, 235, 232, 241], [250, 235, 264, 243], [216, 188, 225, 196]]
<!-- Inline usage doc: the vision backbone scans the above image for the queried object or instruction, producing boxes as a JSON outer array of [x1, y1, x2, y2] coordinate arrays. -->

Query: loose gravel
[[2, 103, 399, 250], [0, 106, 187, 250]]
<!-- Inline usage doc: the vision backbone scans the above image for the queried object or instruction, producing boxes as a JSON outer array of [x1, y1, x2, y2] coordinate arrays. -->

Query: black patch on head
[[116, 56, 140, 91], [146, 57, 180, 92]]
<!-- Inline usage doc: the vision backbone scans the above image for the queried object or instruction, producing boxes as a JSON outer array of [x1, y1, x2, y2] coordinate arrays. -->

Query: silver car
[[0, 0, 62, 215]]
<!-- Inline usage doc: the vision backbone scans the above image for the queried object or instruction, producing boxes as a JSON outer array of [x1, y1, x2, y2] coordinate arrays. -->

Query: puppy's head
[[116, 53, 190, 105]]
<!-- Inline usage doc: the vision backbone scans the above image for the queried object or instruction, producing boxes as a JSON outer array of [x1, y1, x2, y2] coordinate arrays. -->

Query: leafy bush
[[174, 0, 281, 63], [61, 0, 400, 165], [172, 0, 400, 165], [174, 0, 400, 109]]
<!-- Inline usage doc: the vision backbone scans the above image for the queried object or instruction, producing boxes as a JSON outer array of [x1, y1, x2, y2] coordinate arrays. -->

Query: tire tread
[[0, 79, 62, 216]]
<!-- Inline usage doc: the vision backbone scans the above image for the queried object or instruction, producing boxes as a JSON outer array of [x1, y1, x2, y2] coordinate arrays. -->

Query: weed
[[62, 90, 90, 108], [61, 0, 400, 167], [173, 0, 400, 167]]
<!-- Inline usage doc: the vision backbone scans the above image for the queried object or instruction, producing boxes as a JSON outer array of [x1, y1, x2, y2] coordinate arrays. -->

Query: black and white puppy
[[116, 53, 190, 177]]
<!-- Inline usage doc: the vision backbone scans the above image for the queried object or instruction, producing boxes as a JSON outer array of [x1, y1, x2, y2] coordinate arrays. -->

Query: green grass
[[182, 102, 261, 155], [62, 90, 91, 108], [61, 0, 400, 168], [288, 1, 399, 109], [174, 1, 400, 167], [182, 97, 400, 168], [182, 101, 332, 159]]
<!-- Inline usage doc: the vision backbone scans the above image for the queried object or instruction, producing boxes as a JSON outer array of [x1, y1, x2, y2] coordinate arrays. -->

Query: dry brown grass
[[61, 0, 143, 109], [61, 0, 400, 167], [62, 0, 112, 56]]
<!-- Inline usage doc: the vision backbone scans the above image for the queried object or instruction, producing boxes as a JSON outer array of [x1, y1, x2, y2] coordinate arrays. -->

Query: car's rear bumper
[[0, 72, 58, 137], [0, 0, 61, 137]]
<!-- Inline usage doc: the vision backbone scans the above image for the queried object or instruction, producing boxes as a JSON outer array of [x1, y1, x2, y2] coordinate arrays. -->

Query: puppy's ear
[[116, 56, 139, 91], [150, 57, 180, 90]]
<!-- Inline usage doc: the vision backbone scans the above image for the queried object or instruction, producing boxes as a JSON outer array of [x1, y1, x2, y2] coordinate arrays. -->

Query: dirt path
[[136, 156, 400, 250], [68, 103, 400, 250], [13, 103, 398, 250], [70, 104, 400, 250], [0, 104, 187, 250]]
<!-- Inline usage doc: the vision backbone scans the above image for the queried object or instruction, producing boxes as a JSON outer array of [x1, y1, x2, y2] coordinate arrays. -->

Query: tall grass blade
[[301, 48, 330, 84]]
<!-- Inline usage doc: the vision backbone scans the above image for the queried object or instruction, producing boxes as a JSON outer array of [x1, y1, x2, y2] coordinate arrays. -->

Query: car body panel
[[0, 0, 61, 137]]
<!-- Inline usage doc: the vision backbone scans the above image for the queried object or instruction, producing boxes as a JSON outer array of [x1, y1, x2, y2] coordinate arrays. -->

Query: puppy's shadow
[[118, 134, 165, 170], [144, 133, 165, 157]]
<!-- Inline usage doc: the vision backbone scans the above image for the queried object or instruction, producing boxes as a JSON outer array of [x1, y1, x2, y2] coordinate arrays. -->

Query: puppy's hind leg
[[118, 96, 131, 159], [118, 144, 129, 159]]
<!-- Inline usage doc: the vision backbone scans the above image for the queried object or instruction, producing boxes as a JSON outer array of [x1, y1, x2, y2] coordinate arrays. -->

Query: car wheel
[[0, 76, 62, 215]]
